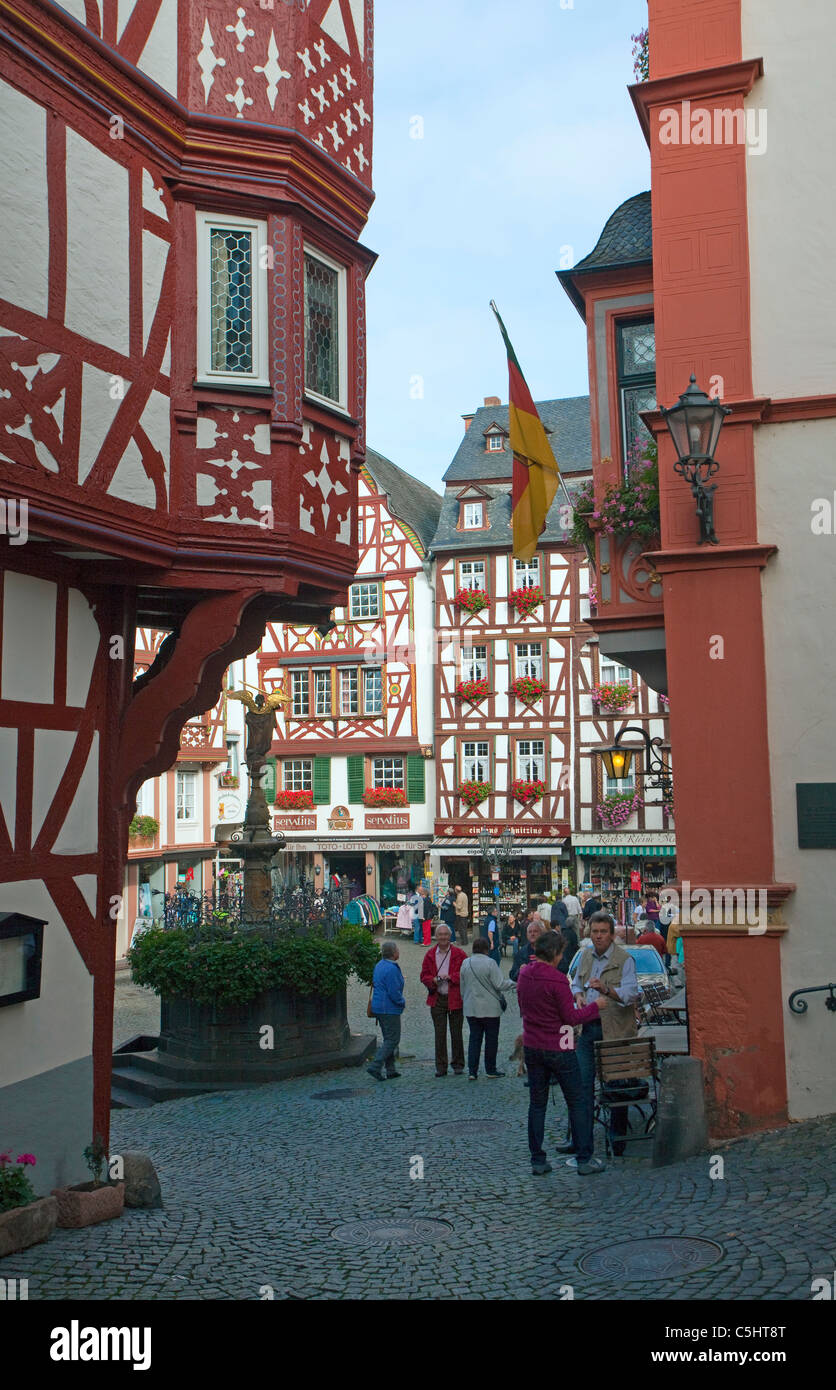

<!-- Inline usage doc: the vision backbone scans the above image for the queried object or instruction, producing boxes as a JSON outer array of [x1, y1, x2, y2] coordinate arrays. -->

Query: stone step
[[109, 1063, 241, 1106], [109, 1083, 155, 1110]]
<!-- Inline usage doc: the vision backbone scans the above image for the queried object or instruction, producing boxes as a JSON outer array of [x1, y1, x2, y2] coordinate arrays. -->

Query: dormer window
[[462, 502, 484, 530], [487, 433, 504, 452]]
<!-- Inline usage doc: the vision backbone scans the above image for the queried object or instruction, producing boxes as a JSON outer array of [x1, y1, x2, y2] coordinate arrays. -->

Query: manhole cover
[[578, 1237, 724, 1280], [332, 1218, 452, 1246], [311, 1088, 366, 1100], [430, 1119, 511, 1138]]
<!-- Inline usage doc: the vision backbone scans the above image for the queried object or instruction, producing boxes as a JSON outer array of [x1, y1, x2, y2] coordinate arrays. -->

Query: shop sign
[[365, 814, 410, 830], [577, 832, 676, 847], [217, 794, 242, 822], [328, 806, 354, 830], [442, 823, 568, 838], [273, 814, 317, 832]]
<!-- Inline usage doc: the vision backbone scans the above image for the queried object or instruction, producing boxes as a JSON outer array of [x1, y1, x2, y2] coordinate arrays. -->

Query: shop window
[[372, 756, 404, 789], [513, 556, 540, 590], [304, 246, 348, 409], [517, 740, 545, 782], [515, 643, 542, 680], [349, 582, 381, 620], [462, 741, 490, 782], [196, 212, 269, 387], [363, 666, 383, 715], [175, 770, 197, 822], [339, 667, 359, 715], [617, 318, 656, 470], [283, 759, 312, 792], [457, 559, 486, 590], [461, 644, 488, 682]]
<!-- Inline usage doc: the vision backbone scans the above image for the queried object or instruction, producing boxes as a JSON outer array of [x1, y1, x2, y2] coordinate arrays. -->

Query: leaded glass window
[[617, 319, 656, 471], [210, 227, 254, 373], [305, 252, 341, 402]]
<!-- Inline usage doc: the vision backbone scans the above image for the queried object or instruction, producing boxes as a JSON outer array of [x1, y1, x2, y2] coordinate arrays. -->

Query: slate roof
[[364, 448, 443, 551], [558, 191, 652, 314], [429, 474, 592, 555], [442, 396, 591, 484]]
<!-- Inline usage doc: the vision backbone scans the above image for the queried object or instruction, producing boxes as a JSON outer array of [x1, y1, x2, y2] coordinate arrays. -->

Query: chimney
[[462, 413, 475, 432], [484, 396, 501, 407]]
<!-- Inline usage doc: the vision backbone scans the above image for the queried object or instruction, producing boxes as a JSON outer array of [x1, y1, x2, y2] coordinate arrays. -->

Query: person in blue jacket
[[367, 940, 406, 1081]]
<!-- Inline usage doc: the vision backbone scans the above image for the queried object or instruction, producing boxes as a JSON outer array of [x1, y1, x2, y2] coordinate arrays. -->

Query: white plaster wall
[[0, 879, 92, 1085], [1, 574, 56, 701], [757, 418, 836, 1118], [413, 568, 435, 745], [65, 130, 130, 356], [135, 0, 178, 96], [743, 2, 836, 398], [0, 80, 49, 321]]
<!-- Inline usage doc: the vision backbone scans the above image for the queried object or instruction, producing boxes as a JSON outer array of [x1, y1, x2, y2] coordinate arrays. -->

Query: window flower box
[[458, 781, 492, 809], [274, 789, 314, 810], [362, 787, 408, 808], [592, 681, 637, 713], [597, 792, 643, 829], [218, 772, 239, 789], [511, 778, 546, 805], [456, 678, 490, 704], [128, 814, 159, 850], [509, 585, 543, 618], [454, 587, 490, 615], [571, 443, 660, 550], [509, 676, 546, 704]]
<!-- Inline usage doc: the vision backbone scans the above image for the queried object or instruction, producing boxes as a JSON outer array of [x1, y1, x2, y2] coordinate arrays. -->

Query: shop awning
[[575, 845, 676, 858], [430, 838, 569, 857]]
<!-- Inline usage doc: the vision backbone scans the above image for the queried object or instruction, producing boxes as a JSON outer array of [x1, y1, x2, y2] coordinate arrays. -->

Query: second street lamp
[[660, 374, 731, 546], [598, 726, 673, 803]]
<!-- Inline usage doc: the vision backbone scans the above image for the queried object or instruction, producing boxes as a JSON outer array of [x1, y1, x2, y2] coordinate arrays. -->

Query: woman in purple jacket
[[516, 931, 609, 1176]]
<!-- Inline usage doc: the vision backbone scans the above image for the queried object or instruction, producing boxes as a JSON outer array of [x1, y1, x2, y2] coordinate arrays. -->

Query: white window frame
[[363, 665, 383, 715], [601, 660, 631, 685], [283, 759, 313, 792], [461, 644, 488, 682], [513, 556, 540, 589], [349, 582, 381, 620], [462, 502, 484, 530], [605, 769, 636, 798], [314, 669, 331, 717], [517, 740, 545, 782], [372, 756, 404, 789], [303, 243, 349, 412], [291, 670, 310, 717], [196, 212, 269, 387], [515, 643, 543, 680], [175, 770, 197, 823], [339, 666, 359, 715], [487, 433, 504, 452], [462, 741, 490, 783], [458, 559, 486, 591]]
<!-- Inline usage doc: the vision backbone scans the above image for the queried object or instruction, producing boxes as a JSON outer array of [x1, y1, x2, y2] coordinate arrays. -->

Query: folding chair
[[640, 981, 676, 1026], [593, 1037, 659, 1158]]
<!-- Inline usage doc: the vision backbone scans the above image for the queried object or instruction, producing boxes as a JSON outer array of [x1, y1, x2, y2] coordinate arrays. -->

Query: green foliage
[[128, 923, 379, 1007], [84, 1134, 108, 1185], [0, 1155, 37, 1214], [129, 815, 159, 837]]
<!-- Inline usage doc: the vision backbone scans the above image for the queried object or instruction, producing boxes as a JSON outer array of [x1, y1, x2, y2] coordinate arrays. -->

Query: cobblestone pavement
[[11, 940, 814, 1300]]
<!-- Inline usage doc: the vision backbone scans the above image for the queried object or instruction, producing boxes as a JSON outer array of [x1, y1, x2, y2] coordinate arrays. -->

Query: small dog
[[509, 1034, 526, 1077]]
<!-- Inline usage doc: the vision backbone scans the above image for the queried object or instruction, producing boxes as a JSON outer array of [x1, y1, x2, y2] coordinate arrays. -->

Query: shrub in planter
[[52, 1135, 124, 1230], [509, 676, 546, 703], [0, 1152, 57, 1259], [509, 585, 543, 618], [274, 789, 314, 810], [458, 781, 491, 809], [362, 786, 407, 808], [454, 587, 489, 615], [128, 814, 159, 838], [455, 678, 490, 704], [511, 778, 546, 805]]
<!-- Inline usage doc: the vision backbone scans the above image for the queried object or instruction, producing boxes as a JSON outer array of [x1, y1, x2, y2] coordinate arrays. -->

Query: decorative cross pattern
[[194, 406, 272, 524], [297, 423, 352, 545]]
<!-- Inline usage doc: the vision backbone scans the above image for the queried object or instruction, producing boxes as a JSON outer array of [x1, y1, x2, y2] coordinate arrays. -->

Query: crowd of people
[[366, 887, 662, 1176]]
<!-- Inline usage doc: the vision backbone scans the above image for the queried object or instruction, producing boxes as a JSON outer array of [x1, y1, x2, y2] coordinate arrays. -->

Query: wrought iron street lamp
[[660, 375, 731, 545], [598, 726, 673, 802], [477, 827, 516, 868]]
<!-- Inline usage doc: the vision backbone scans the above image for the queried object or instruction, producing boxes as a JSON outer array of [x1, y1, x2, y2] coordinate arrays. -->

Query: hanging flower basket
[[274, 789, 314, 810], [456, 678, 490, 704], [597, 792, 643, 829], [217, 772, 239, 789], [458, 781, 492, 809], [509, 586, 543, 618], [592, 681, 637, 712], [511, 778, 546, 805], [362, 787, 408, 808], [454, 587, 490, 615], [509, 676, 546, 704]]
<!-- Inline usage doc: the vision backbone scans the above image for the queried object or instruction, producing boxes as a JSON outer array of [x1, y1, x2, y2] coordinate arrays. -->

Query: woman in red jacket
[[420, 922, 467, 1076]]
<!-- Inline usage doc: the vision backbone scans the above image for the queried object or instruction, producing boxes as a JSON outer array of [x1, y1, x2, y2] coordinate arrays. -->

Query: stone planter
[[52, 1181, 125, 1229], [128, 834, 156, 851], [0, 1196, 58, 1258], [160, 986, 350, 1068]]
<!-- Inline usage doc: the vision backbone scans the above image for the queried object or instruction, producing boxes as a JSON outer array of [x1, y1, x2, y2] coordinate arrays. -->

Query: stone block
[[121, 1152, 163, 1209]]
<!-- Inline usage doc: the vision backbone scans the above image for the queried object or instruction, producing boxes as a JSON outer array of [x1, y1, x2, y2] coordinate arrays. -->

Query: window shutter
[[346, 755, 364, 803], [407, 755, 425, 805], [312, 757, 331, 805]]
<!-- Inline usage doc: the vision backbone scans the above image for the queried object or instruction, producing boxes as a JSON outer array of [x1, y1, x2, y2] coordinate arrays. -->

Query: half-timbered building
[[0, 0, 375, 1186]]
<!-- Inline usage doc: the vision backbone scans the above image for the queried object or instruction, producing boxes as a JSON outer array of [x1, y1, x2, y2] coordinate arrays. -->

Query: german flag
[[491, 302, 560, 561]]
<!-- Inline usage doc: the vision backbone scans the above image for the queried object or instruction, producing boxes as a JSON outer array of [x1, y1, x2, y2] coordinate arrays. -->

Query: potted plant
[[457, 780, 492, 809], [509, 585, 543, 618], [509, 675, 546, 704], [218, 771, 239, 789], [0, 1151, 57, 1259], [362, 786, 408, 808], [511, 778, 546, 806], [592, 681, 638, 713], [52, 1135, 124, 1229], [631, 26, 649, 82], [454, 587, 490, 615], [455, 677, 490, 704], [128, 814, 159, 848], [597, 792, 644, 829], [274, 788, 315, 810]]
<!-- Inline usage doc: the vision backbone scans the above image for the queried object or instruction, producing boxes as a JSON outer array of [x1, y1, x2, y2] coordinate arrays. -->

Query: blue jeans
[[524, 1045, 593, 1165], [412, 916, 423, 944], [370, 1013, 401, 1076], [466, 1016, 500, 1076], [577, 1019, 628, 1151]]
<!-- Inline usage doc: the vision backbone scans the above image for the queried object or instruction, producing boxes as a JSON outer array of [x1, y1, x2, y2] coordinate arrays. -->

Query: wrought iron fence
[[150, 877, 345, 940]]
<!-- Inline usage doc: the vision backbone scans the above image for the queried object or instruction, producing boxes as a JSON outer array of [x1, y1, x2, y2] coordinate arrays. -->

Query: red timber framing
[[0, 0, 375, 1153], [630, 0, 790, 1134]]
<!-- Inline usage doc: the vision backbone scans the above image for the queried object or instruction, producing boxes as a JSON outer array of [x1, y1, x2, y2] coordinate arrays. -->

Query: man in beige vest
[[453, 883, 470, 946], [565, 913, 639, 1158]]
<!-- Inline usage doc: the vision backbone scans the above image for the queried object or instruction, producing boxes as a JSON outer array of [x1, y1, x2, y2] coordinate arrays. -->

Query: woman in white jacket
[[459, 939, 516, 1080]]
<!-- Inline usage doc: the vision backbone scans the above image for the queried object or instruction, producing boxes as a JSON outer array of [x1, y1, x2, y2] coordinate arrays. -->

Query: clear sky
[[363, 0, 650, 491]]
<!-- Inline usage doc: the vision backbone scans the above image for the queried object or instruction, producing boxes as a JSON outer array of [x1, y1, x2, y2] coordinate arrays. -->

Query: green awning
[[575, 845, 676, 858]]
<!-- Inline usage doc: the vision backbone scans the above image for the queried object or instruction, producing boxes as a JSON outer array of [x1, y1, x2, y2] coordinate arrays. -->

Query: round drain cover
[[430, 1119, 511, 1137], [312, 1088, 366, 1100], [332, 1218, 452, 1246], [578, 1237, 724, 1280]]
